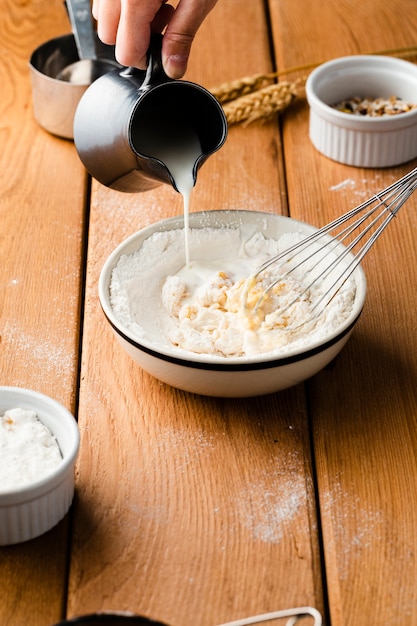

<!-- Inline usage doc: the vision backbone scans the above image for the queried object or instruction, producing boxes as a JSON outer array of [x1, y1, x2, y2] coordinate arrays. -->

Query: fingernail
[[163, 54, 188, 79]]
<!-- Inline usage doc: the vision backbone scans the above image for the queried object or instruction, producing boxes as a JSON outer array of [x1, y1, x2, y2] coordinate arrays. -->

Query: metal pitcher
[[73, 34, 228, 193]]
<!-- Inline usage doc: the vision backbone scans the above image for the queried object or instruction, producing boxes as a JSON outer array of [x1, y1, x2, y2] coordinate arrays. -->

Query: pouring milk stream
[[73, 34, 228, 256], [132, 113, 202, 266], [73, 35, 227, 270]]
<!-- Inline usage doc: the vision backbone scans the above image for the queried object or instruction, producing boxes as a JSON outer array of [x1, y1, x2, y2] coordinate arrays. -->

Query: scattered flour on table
[[226, 451, 309, 545], [321, 477, 385, 581], [0, 408, 62, 491], [109, 226, 356, 358], [329, 178, 357, 192], [232, 477, 304, 544], [2, 321, 75, 389], [329, 174, 397, 200]]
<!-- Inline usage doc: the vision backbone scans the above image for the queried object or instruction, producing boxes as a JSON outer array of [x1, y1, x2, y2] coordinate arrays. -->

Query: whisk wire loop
[[217, 606, 322, 626], [251, 167, 417, 327]]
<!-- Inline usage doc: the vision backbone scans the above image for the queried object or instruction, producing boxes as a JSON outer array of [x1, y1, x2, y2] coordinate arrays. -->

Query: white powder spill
[[321, 479, 385, 581], [329, 174, 398, 201], [228, 455, 308, 545], [109, 226, 357, 358], [150, 427, 308, 546], [329, 179, 357, 192], [233, 482, 303, 544], [154, 426, 216, 475], [329, 178, 368, 200], [3, 321, 76, 388]]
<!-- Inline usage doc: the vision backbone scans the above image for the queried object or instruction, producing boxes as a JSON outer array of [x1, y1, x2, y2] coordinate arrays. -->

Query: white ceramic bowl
[[0, 387, 80, 545], [306, 55, 417, 167], [99, 211, 367, 397]]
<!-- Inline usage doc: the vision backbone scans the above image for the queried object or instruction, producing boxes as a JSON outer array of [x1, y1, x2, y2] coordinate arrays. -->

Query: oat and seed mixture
[[333, 95, 417, 116]]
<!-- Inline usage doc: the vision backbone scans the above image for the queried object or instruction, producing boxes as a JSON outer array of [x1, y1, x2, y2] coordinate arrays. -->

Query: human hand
[[92, 0, 219, 79]]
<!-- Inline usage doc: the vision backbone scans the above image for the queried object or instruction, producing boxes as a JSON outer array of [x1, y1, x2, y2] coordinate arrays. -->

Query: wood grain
[[68, 1, 322, 624], [270, 0, 417, 624], [3, 0, 417, 624], [0, 1, 86, 624]]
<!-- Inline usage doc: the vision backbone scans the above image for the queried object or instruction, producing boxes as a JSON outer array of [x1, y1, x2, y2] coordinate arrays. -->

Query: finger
[[151, 3, 175, 34], [116, 0, 175, 69], [91, 0, 99, 20], [162, 0, 219, 78], [95, 0, 169, 68], [94, 0, 122, 45]]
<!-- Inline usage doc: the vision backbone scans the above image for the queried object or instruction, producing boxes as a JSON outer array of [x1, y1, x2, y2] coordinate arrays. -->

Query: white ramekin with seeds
[[306, 55, 417, 167]]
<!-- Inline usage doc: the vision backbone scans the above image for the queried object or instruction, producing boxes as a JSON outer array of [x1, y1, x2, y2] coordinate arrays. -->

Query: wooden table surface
[[2, 0, 417, 624]]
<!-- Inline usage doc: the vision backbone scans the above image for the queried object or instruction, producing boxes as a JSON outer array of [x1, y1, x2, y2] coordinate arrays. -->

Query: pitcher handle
[[119, 32, 171, 87], [142, 32, 171, 87]]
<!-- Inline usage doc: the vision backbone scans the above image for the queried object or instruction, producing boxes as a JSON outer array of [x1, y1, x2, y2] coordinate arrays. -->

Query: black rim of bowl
[[103, 307, 363, 372]]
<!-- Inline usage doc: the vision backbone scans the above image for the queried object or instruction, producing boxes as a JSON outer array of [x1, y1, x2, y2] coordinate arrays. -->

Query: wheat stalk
[[210, 73, 277, 104], [220, 78, 306, 126], [208, 46, 417, 127]]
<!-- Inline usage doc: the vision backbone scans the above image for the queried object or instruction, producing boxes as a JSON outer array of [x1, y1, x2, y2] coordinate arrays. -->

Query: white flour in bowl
[[0, 408, 62, 491], [109, 226, 356, 357]]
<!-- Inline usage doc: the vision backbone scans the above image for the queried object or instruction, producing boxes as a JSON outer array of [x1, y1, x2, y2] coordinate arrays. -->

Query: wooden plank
[[68, 0, 324, 624], [269, 0, 417, 623], [0, 0, 87, 624]]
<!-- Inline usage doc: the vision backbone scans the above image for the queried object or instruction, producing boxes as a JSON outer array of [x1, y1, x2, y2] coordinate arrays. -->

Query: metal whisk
[[250, 166, 417, 327], [217, 606, 322, 626]]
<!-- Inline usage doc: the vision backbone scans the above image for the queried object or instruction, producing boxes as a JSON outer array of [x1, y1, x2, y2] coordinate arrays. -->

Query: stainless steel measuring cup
[[29, 33, 120, 139], [73, 34, 228, 193], [57, 0, 119, 83]]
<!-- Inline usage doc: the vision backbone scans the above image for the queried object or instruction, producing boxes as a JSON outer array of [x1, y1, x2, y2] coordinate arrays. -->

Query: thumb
[[161, 0, 219, 78]]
